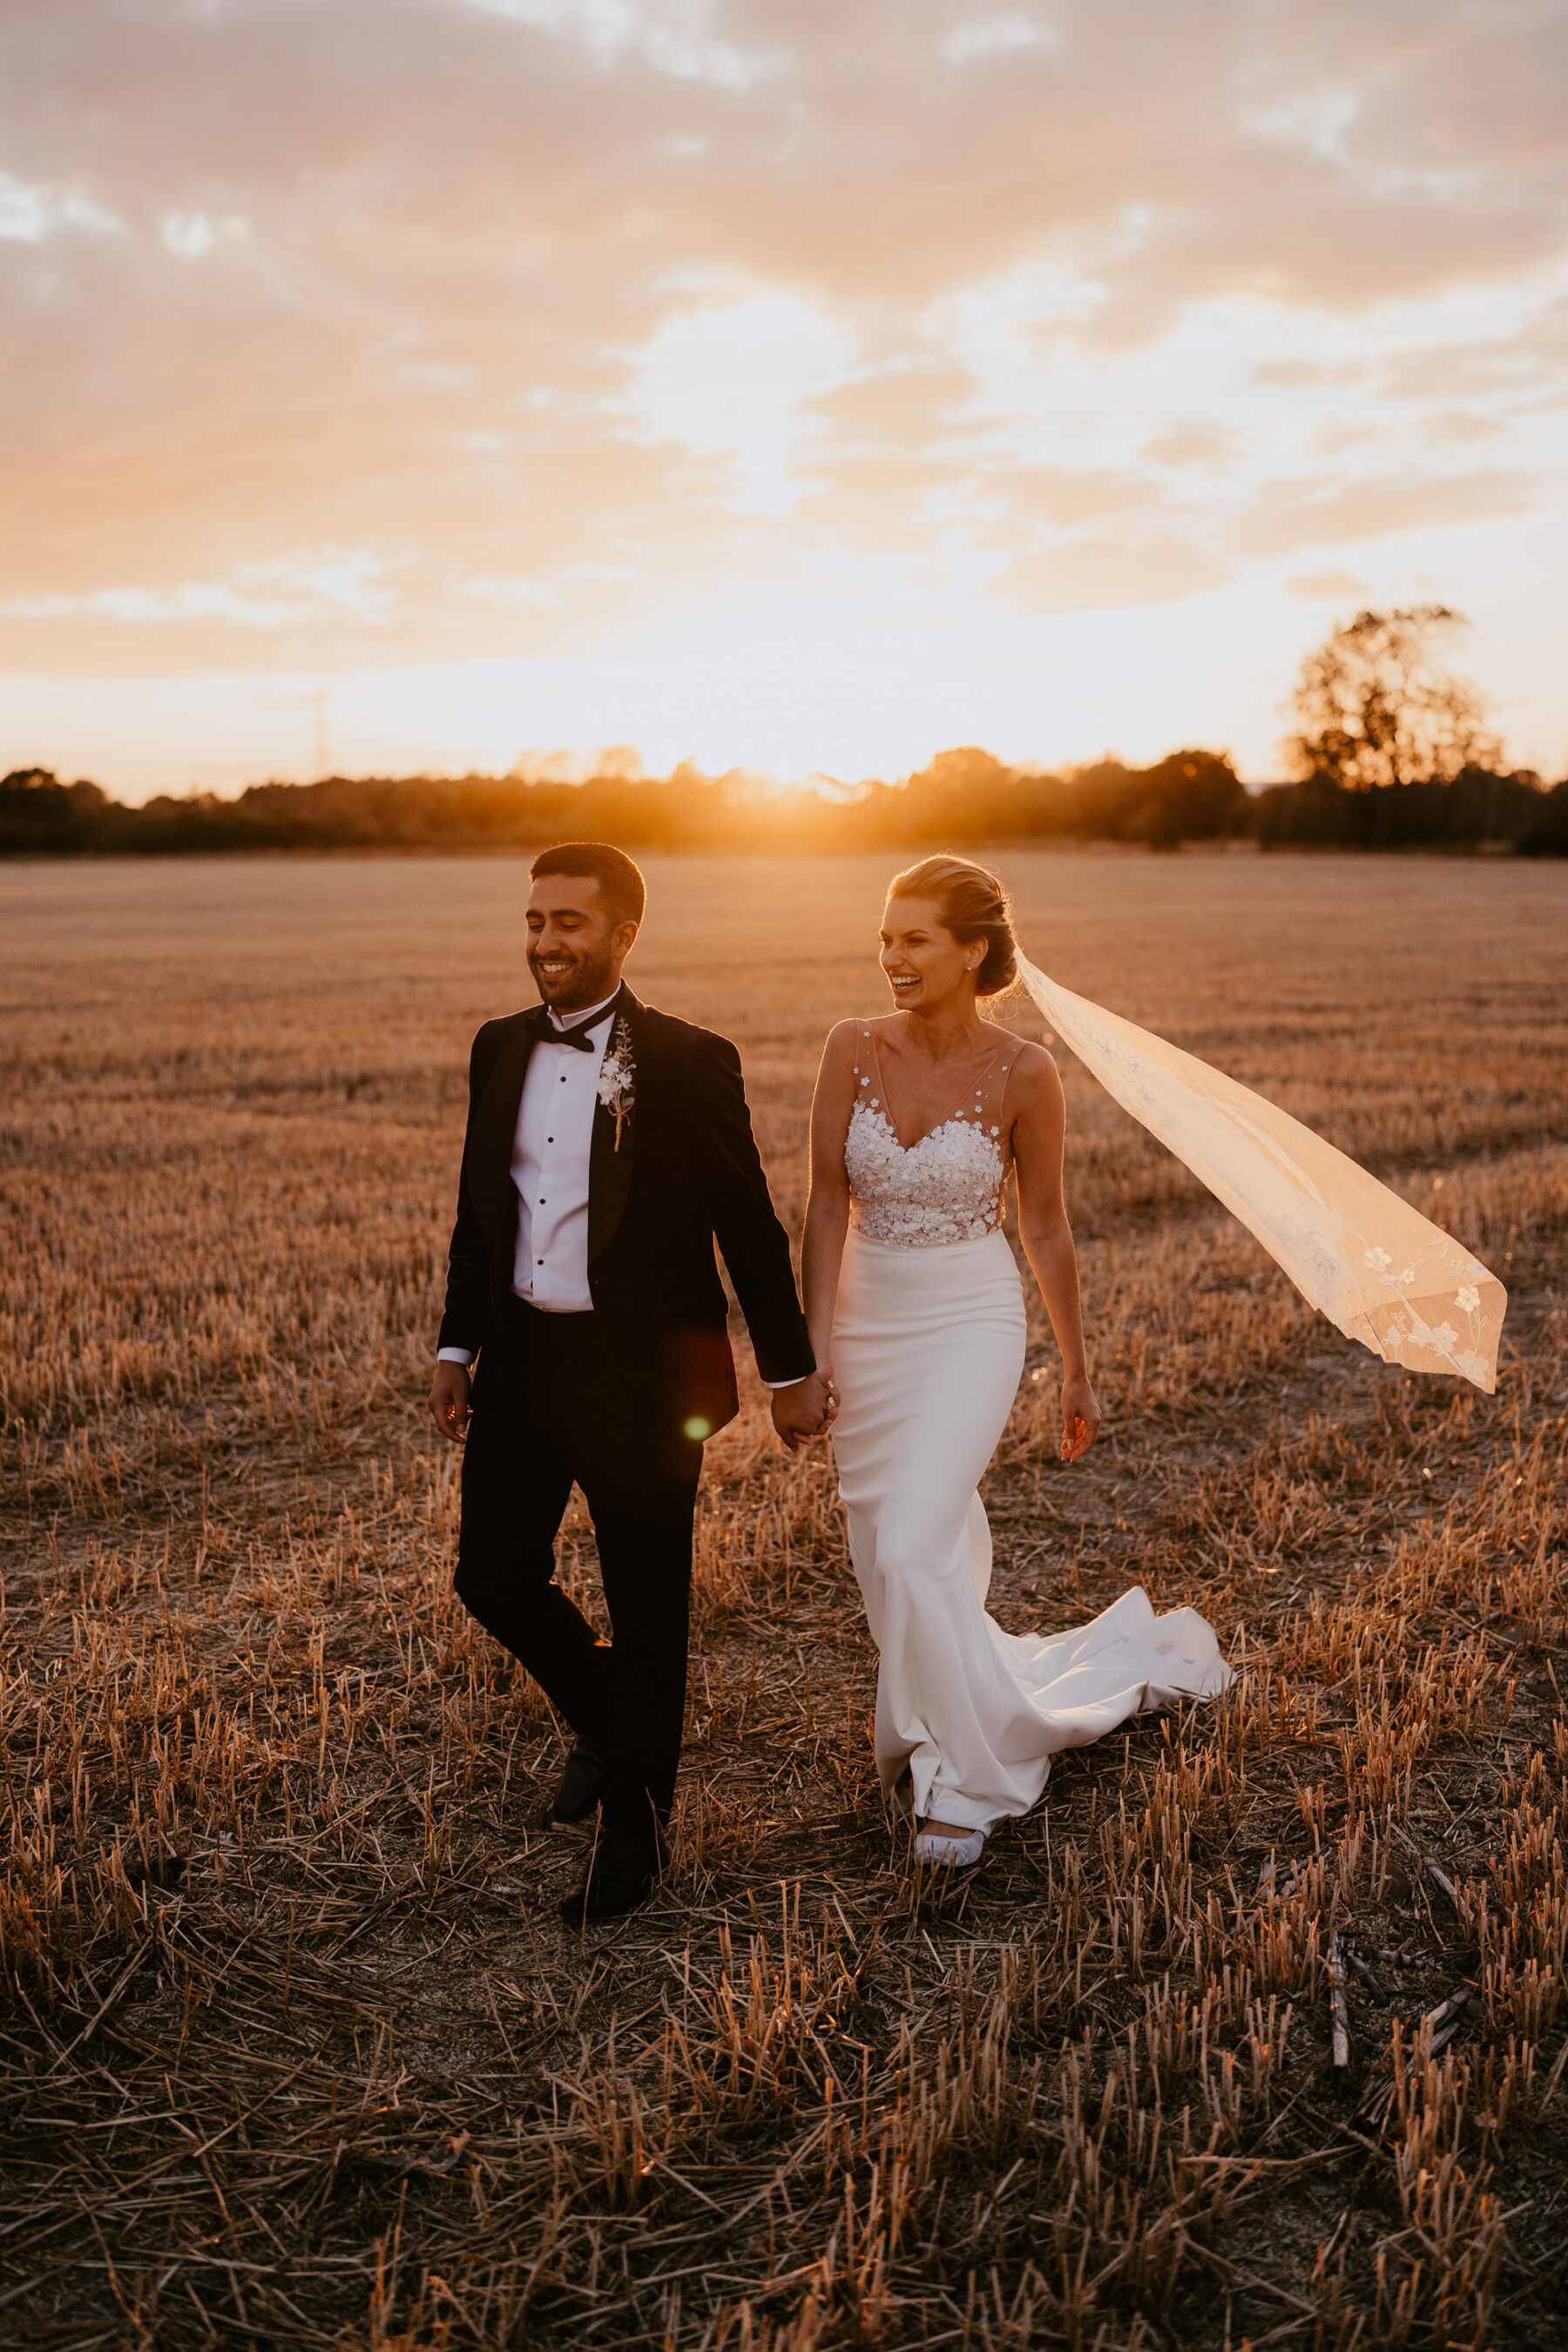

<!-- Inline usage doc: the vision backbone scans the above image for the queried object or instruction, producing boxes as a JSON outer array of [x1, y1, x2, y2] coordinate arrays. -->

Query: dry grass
[[2, 848, 1565, 2351]]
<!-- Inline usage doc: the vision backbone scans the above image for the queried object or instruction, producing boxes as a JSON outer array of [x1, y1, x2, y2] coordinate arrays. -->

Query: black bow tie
[[524, 1001, 614, 1052]]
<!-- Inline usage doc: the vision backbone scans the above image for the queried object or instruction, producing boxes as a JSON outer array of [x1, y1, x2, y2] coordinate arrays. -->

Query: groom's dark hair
[[531, 841, 646, 929]]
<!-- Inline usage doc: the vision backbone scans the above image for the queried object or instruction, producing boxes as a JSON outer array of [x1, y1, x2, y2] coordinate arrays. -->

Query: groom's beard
[[527, 943, 618, 1011]]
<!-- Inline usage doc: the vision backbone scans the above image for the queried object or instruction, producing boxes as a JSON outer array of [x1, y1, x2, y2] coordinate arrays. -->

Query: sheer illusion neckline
[[861, 1025, 1013, 1154]]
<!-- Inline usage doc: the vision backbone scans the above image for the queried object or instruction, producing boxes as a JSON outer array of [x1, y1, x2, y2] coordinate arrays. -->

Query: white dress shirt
[[436, 990, 618, 1364]]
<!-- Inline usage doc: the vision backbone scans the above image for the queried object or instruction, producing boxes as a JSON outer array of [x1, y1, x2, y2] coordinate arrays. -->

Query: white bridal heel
[[914, 1826, 986, 1869]]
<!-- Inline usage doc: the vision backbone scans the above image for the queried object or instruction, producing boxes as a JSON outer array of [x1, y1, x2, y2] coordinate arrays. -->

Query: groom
[[429, 841, 832, 1921]]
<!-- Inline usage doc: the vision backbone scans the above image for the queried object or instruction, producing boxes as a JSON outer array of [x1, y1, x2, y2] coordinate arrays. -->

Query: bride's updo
[[889, 855, 1018, 997]]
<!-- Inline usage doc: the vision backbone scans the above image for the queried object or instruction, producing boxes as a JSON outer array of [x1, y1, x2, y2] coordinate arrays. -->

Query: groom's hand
[[429, 1361, 472, 1443], [771, 1371, 837, 1452]]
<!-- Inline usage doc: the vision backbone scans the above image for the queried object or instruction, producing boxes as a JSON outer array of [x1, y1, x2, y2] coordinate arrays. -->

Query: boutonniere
[[596, 1011, 636, 1152]]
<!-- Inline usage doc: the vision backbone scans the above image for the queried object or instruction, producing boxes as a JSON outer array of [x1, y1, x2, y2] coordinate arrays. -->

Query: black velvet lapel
[[587, 988, 639, 1265], [470, 1018, 534, 1248]]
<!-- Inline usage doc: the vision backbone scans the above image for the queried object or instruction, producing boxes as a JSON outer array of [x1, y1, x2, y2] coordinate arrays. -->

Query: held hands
[[429, 1361, 472, 1443], [432, 1358, 837, 1454], [1059, 1373, 1102, 1463], [771, 1368, 839, 1453]]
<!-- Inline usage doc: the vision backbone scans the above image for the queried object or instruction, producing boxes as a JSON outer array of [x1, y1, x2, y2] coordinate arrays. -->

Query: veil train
[[1015, 955, 1505, 1394]]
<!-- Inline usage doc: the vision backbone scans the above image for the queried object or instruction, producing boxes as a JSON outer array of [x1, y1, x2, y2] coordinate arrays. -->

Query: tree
[[1284, 606, 1500, 791], [1121, 750, 1248, 848], [0, 768, 110, 853], [1517, 777, 1568, 858]]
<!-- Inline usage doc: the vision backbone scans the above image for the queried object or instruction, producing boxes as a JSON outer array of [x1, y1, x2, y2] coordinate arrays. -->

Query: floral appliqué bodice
[[846, 1025, 1015, 1247]]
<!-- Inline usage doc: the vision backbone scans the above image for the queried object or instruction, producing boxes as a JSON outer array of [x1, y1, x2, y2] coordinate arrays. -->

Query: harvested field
[[2, 847, 1566, 2351]]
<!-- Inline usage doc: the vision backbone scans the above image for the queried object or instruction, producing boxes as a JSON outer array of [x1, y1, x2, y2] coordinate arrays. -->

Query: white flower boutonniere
[[597, 1011, 636, 1152]]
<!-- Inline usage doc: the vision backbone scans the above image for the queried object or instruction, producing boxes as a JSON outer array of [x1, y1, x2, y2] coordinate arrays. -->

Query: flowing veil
[[1015, 955, 1506, 1393]]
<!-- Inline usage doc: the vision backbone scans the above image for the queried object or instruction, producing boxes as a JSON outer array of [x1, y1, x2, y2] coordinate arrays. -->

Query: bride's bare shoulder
[[999, 1036, 1062, 1093], [824, 1015, 889, 1048], [819, 1017, 874, 1070]]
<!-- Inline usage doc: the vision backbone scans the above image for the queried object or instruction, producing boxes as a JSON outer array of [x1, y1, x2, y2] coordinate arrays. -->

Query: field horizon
[[3, 849, 1565, 2349]]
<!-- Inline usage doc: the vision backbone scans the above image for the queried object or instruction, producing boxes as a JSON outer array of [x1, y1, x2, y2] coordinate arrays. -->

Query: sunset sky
[[3, 0, 1566, 801]]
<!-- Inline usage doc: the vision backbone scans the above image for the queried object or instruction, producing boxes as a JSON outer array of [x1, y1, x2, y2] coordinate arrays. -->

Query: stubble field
[[2, 848, 1566, 2352]]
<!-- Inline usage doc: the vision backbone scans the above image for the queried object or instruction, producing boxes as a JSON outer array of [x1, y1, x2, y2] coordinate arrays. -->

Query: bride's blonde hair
[[888, 855, 1018, 997]]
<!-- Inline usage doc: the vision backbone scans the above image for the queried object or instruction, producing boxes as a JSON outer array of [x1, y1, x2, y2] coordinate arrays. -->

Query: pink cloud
[[0, 0, 1564, 684]]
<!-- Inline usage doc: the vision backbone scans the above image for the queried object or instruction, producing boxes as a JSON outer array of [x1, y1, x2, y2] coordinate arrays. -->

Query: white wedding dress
[[830, 1025, 1232, 1841]]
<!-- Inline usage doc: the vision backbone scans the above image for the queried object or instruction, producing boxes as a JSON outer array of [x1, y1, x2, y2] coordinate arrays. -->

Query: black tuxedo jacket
[[437, 986, 814, 1436]]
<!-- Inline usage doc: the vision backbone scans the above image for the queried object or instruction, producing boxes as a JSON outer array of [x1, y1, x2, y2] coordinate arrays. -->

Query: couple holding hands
[[428, 840, 1230, 1923]]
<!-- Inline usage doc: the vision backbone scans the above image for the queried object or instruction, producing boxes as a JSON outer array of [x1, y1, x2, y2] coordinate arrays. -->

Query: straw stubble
[[1, 848, 1565, 2349]]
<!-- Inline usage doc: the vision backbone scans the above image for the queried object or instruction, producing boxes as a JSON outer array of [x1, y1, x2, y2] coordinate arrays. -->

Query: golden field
[[2, 848, 1565, 2351]]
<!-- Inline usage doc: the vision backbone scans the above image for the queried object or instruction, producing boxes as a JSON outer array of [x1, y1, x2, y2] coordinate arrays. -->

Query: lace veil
[[1015, 954, 1506, 1393]]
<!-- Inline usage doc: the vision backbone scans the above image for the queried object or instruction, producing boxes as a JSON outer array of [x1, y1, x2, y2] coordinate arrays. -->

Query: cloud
[[997, 467, 1154, 529], [0, 166, 126, 242], [1251, 358, 1367, 390], [804, 368, 980, 449], [0, 552, 397, 640], [160, 210, 250, 260], [0, 0, 1565, 754], [942, 12, 1058, 65], [1420, 410, 1505, 446], [1286, 570, 1373, 600], [1237, 469, 1544, 557], [993, 530, 1230, 614], [1141, 422, 1236, 469]]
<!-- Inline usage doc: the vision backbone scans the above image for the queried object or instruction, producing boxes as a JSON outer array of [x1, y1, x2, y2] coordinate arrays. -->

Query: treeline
[[4, 747, 1565, 857], [1252, 767, 1566, 854]]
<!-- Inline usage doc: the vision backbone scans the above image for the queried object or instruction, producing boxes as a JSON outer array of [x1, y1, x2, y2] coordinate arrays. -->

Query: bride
[[801, 856, 1231, 1866]]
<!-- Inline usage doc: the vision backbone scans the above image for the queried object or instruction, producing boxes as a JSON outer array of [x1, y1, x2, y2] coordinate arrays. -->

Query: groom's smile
[[524, 871, 640, 1010]]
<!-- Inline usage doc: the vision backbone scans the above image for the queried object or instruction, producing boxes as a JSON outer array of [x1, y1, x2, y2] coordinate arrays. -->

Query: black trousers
[[454, 1300, 702, 1865]]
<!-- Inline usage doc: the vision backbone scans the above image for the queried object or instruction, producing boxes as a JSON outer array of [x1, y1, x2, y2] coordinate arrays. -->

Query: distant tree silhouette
[[3, 747, 1561, 858], [1516, 778, 1568, 858], [0, 768, 113, 852], [1116, 751, 1248, 848], [1252, 764, 1546, 852], [1285, 606, 1500, 792]]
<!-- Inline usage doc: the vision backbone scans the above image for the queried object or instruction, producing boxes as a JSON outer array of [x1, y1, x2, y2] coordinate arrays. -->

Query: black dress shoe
[[544, 1740, 609, 1828], [558, 1851, 658, 1925]]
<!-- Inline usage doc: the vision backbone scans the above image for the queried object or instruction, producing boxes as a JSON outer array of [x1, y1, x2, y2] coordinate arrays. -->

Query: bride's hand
[[1059, 1375, 1101, 1463], [771, 1368, 838, 1451]]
